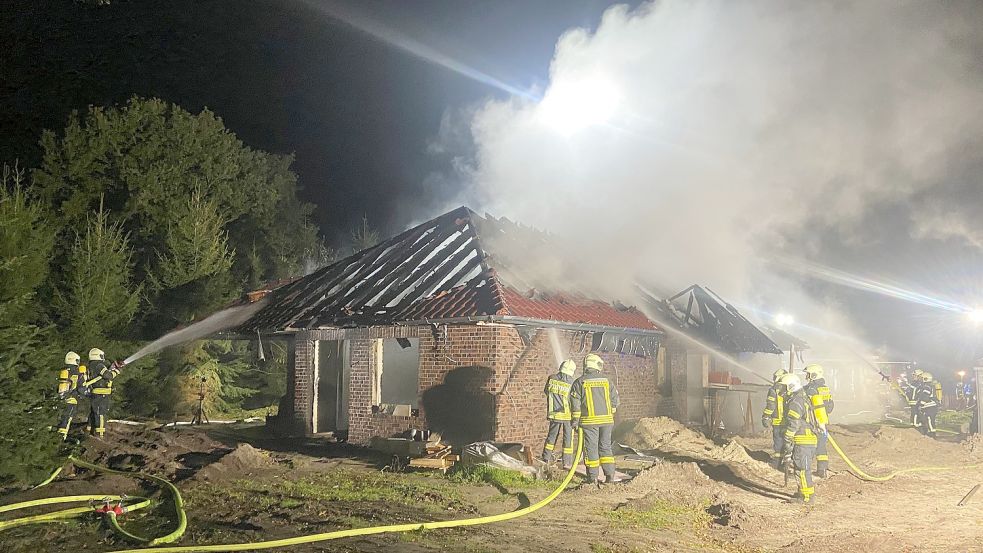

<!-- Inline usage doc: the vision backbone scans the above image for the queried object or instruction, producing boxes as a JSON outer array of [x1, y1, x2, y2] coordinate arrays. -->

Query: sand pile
[[195, 444, 272, 481], [622, 417, 773, 475]]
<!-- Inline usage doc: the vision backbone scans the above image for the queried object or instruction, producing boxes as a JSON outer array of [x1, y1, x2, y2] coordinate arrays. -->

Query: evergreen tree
[[350, 215, 380, 253], [0, 163, 61, 487], [54, 202, 140, 345]]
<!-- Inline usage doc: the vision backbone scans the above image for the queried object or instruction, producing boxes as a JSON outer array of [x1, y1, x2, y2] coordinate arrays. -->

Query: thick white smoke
[[441, 0, 983, 353]]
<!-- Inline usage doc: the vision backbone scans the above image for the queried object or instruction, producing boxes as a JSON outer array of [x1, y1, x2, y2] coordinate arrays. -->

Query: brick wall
[[279, 323, 662, 449], [493, 328, 660, 448]]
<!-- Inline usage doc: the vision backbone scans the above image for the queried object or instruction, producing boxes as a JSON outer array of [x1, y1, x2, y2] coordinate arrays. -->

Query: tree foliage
[[0, 163, 61, 487], [151, 184, 235, 290], [33, 96, 319, 333], [54, 202, 141, 345]]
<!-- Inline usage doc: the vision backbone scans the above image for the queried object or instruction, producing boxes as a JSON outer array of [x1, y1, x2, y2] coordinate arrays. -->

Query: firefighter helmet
[[772, 368, 787, 382], [913, 368, 924, 378], [779, 373, 804, 394], [804, 364, 824, 380], [584, 353, 604, 371], [65, 351, 81, 366], [88, 348, 105, 361], [921, 371, 933, 382], [559, 359, 576, 376]]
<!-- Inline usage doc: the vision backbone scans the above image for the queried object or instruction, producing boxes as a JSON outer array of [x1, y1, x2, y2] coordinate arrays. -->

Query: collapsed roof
[[638, 284, 782, 355], [236, 206, 658, 334]]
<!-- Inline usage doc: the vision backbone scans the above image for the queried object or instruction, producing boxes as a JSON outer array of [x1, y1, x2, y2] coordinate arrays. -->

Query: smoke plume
[[437, 0, 983, 356]]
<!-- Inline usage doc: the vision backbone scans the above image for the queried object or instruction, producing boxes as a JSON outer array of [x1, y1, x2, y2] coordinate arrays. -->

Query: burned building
[[638, 284, 784, 433], [234, 206, 667, 448]]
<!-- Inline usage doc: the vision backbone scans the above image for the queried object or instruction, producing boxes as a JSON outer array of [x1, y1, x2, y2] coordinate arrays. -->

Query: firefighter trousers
[[919, 407, 938, 437], [582, 423, 615, 482], [543, 419, 574, 467], [89, 395, 111, 437], [57, 399, 78, 440], [815, 431, 829, 475], [793, 444, 816, 503], [771, 426, 784, 459], [909, 405, 921, 427]]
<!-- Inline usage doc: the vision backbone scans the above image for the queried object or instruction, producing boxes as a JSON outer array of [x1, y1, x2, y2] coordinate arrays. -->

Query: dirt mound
[[194, 444, 272, 481], [622, 417, 775, 478]]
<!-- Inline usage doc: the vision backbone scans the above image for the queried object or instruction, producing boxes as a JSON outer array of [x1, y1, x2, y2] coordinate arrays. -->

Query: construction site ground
[[3, 417, 983, 553]]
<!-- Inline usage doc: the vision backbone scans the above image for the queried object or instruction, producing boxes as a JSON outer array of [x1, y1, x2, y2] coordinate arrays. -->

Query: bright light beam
[[771, 256, 968, 314], [301, 0, 536, 100]]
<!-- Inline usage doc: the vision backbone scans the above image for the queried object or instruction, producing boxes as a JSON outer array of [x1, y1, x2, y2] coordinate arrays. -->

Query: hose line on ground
[[108, 429, 586, 553], [67, 455, 187, 545], [0, 495, 151, 532], [827, 434, 983, 482], [0, 456, 186, 545]]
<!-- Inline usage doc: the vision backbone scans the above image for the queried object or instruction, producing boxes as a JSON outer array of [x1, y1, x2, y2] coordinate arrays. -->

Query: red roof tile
[[396, 274, 658, 331]]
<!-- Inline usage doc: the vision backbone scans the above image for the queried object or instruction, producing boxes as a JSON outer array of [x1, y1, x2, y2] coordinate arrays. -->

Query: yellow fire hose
[[0, 496, 151, 532], [0, 455, 186, 545], [107, 430, 586, 553], [827, 434, 983, 482]]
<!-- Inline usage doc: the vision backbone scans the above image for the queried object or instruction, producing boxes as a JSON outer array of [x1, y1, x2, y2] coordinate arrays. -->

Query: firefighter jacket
[[570, 369, 619, 426], [544, 371, 575, 421], [57, 364, 85, 404], [899, 380, 917, 407], [782, 390, 818, 452], [762, 382, 785, 426], [914, 381, 939, 410], [84, 360, 120, 396], [805, 377, 834, 426]]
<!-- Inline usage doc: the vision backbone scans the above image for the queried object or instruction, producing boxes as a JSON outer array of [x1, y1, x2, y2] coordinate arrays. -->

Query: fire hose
[[107, 429, 584, 553], [827, 434, 983, 482], [4, 431, 583, 553], [0, 455, 186, 545]]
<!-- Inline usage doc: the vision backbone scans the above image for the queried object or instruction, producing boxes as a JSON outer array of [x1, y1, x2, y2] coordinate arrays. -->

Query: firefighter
[[905, 369, 924, 427], [543, 359, 577, 469], [570, 353, 619, 484], [56, 352, 87, 440], [83, 348, 120, 438], [914, 371, 939, 438], [779, 373, 818, 504], [803, 364, 833, 478], [761, 368, 788, 466]]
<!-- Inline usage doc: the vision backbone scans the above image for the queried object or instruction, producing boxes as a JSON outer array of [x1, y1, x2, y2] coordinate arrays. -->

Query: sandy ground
[[3, 418, 983, 553]]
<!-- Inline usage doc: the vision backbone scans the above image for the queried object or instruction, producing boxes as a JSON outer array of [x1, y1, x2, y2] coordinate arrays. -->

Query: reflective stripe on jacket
[[762, 383, 785, 426], [570, 369, 619, 426], [805, 377, 834, 425], [915, 382, 938, 409], [544, 372, 574, 421], [782, 391, 818, 447], [84, 361, 119, 395], [58, 364, 84, 403]]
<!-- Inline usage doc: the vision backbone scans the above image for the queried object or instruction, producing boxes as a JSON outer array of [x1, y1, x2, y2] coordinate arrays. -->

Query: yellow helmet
[[584, 353, 604, 371], [772, 368, 787, 382], [559, 359, 576, 376], [921, 371, 933, 382], [65, 351, 81, 366], [804, 364, 824, 380], [913, 369, 924, 378], [88, 348, 106, 361], [779, 373, 804, 393]]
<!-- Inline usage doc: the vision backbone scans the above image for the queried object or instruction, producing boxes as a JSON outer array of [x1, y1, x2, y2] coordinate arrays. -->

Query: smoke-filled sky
[[419, 0, 983, 376], [5, 0, 983, 376]]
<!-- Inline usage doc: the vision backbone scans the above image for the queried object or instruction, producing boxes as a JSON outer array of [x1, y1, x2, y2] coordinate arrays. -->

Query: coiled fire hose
[[3, 431, 582, 553], [0, 455, 186, 545], [827, 434, 983, 482], [108, 429, 585, 553]]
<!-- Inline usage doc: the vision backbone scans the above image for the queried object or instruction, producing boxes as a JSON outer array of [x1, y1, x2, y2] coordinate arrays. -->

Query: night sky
[[4, 1, 983, 379]]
